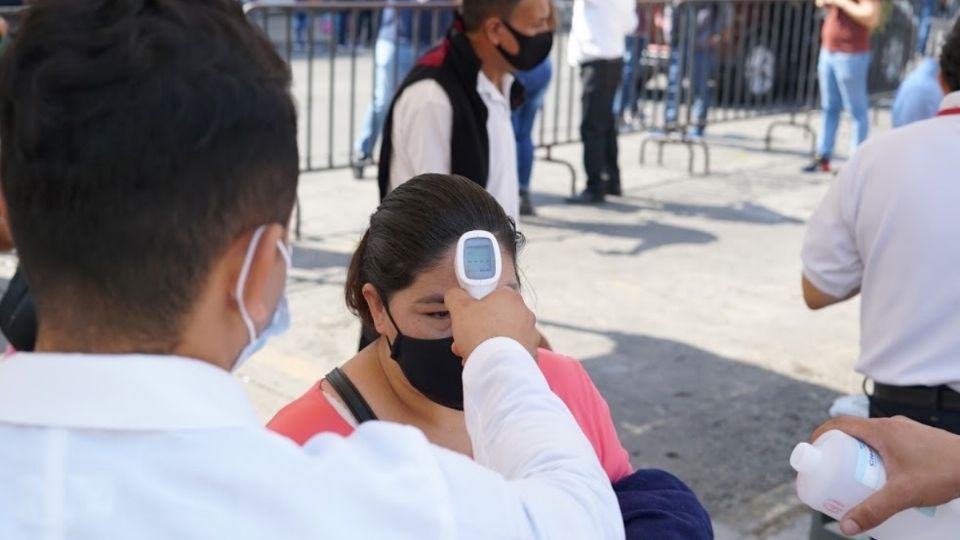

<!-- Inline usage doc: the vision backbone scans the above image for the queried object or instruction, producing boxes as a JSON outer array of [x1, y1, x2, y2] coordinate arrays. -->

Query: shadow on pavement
[[541, 319, 839, 524], [291, 245, 353, 271], [532, 193, 802, 227], [529, 216, 718, 257], [634, 200, 804, 225]]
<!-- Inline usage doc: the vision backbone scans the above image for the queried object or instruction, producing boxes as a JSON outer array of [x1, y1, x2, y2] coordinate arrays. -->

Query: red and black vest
[[377, 18, 524, 201]]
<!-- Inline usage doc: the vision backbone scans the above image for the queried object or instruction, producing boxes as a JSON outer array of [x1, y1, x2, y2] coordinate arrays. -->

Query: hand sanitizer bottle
[[790, 429, 960, 539]]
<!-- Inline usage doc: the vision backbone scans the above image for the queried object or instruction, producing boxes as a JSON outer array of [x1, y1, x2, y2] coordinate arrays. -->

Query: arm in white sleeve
[[432, 337, 624, 540], [801, 158, 864, 298], [389, 80, 452, 191]]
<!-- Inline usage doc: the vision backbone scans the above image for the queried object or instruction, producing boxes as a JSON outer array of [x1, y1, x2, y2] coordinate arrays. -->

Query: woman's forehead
[[402, 248, 517, 303]]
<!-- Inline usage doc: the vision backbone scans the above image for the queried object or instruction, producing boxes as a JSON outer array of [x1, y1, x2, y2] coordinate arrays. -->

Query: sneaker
[[566, 188, 605, 205], [687, 126, 705, 141], [801, 156, 831, 173], [519, 190, 536, 216]]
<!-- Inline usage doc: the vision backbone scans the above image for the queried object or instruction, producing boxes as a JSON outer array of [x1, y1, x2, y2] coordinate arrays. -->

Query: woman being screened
[[269, 174, 632, 482]]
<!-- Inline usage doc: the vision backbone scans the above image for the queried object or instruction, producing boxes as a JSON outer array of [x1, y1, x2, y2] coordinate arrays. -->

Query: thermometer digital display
[[455, 231, 501, 299]]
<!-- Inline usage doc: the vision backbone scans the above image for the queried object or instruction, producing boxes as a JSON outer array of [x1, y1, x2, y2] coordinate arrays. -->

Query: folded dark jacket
[[614, 468, 714, 540]]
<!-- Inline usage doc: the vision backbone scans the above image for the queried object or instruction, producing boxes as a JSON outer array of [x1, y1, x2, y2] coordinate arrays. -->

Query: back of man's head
[[461, 0, 522, 31], [941, 17, 960, 92], [0, 0, 298, 351]]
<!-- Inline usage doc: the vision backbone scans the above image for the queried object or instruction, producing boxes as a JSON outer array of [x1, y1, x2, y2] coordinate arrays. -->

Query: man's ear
[[236, 224, 286, 331], [362, 283, 391, 337], [482, 16, 505, 47], [938, 69, 952, 95]]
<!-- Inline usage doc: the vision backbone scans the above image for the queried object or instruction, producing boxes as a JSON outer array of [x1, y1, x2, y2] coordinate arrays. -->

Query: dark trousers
[[868, 389, 960, 435], [580, 58, 624, 193]]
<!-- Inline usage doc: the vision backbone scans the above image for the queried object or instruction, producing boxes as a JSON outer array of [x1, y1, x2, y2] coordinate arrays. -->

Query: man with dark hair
[[0, 1, 624, 538], [378, 0, 555, 222], [802, 17, 960, 440]]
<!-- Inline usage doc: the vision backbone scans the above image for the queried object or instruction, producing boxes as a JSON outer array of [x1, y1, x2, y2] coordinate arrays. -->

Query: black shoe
[[801, 156, 831, 174], [606, 182, 622, 197], [566, 189, 605, 205], [352, 152, 373, 180], [519, 190, 536, 216]]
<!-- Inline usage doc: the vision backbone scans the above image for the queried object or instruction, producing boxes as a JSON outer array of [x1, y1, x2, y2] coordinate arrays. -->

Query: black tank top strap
[[324, 367, 378, 424]]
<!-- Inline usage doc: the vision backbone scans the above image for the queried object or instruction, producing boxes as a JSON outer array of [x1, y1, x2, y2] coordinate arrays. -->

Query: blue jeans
[[916, 0, 935, 53], [664, 47, 714, 127], [355, 39, 417, 157], [816, 50, 871, 159], [615, 36, 646, 117], [512, 58, 553, 192]]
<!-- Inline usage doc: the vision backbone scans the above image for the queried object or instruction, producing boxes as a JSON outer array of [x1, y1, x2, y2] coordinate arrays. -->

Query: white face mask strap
[[235, 226, 268, 345]]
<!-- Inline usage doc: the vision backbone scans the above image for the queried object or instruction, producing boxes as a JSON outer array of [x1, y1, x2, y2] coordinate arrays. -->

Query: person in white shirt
[[377, 0, 555, 223], [566, 0, 638, 204], [801, 18, 960, 437], [0, 1, 624, 539]]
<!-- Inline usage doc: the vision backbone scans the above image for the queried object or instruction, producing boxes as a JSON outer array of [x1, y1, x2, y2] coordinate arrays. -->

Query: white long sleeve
[[433, 337, 625, 539]]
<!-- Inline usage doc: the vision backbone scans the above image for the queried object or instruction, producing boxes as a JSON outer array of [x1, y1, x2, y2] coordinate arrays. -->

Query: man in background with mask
[[377, 0, 555, 223], [0, 1, 624, 538]]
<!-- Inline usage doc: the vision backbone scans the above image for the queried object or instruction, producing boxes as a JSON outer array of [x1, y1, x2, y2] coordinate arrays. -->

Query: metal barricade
[[243, 0, 918, 184], [243, 0, 458, 176]]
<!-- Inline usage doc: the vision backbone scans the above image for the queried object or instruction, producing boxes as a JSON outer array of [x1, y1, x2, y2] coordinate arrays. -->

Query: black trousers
[[868, 390, 960, 435], [580, 58, 624, 192]]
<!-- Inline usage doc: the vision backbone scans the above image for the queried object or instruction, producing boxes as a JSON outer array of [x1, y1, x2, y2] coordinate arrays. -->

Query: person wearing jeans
[[352, 2, 453, 178], [567, 0, 637, 204], [615, 32, 647, 130], [662, 2, 728, 139], [512, 58, 553, 216], [804, 0, 880, 173]]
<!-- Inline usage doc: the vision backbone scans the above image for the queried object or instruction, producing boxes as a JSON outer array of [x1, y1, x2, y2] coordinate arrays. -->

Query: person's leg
[[690, 48, 715, 135], [664, 44, 685, 128], [601, 59, 625, 193], [571, 61, 607, 201], [512, 99, 537, 193], [514, 60, 552, 213], [355, 39, 413, 161], [295, 11, 307, 48], [833, 51, 871, 155], [816, 50, 842, 161], [615, 36, 636, 119]]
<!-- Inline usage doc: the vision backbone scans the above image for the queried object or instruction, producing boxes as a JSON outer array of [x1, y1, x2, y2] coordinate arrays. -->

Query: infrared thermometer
[[455, 230, 502, 300]]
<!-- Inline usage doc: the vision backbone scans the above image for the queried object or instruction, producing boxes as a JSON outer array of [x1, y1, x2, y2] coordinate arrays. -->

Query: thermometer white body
[[455, 230, 502, 300]]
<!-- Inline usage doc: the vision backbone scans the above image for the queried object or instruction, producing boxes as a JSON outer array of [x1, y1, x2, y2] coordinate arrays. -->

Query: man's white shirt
[[0, 338, 623, 539], [389, 72, 520, 222], [568, 0, 638, 66], [802, 91, 960, 392]]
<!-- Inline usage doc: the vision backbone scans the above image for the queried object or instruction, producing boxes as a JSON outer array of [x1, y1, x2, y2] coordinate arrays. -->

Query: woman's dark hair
[[346, 174, 524, 327], [941, 17, 960, 92]]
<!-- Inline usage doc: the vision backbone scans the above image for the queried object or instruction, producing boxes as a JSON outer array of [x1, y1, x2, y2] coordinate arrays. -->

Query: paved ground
[[225, 108, 890, 538]]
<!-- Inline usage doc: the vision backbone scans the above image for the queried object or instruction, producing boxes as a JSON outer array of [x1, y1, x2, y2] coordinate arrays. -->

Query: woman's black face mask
[[383, 304, 465, 411]]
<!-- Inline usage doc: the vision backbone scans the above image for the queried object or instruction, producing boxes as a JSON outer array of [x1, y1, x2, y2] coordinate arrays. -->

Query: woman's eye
[[427, 311, 450, 320]]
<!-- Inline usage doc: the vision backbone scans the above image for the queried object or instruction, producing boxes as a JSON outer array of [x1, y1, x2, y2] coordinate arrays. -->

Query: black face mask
[[383, 306, 465, 411], [496, 20, 553, 72]]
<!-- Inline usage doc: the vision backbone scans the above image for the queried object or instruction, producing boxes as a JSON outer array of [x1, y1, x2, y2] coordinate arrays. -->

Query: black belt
[[872, 382, 960, 412]]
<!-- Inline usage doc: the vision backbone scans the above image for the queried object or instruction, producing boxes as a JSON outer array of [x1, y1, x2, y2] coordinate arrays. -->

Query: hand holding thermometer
[[455, 230, 502, 300]]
